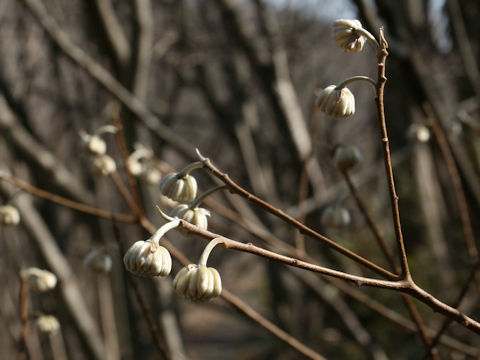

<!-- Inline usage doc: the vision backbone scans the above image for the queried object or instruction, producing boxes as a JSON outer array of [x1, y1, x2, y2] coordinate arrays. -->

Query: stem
[[150, 220, 181, 244], [374, 32, 410, 280], [0, 173, 136, 223], [335, 75, 376, 93], [189, 185, 227, 209], [420, 263, 479, 359], [18, 275, 29, 360], [110, 172, 140, 215], [341, 170, 396, 269], [355, 26, 382, 54], [94, 125, 117, 136], [177, 161, 203, 178], [198, 237, 225, 266]]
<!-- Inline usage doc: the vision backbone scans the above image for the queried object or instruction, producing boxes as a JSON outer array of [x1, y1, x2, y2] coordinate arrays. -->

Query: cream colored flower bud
[[333, 19, 366, 52], [126, 156, 143, 176], [36, 315, 60, 334], [141, 166, 162, 185], [80, 132, 107, 155], [170, 204, 210, 231], [123, 240, 172, 277], [173, 264, 222, 302], [316, 85, 355, 118], [160, 173, 197, 203], [0, 205, 20, 226], [333, 144, 363, 171], [407, 123, 430, 143], [91, 154, 116, 176], [321, 205, 351, 228], [22, 268, 57, 292], [84, 250, 112, 273], [87, 135, 107, 155]]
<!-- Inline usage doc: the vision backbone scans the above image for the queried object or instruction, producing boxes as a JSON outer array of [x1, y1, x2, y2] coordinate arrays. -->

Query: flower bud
[[80, 132, 107, 155], [407, 123, 430, 143], [333, 19, 366, 52], [160, 173, 197, 203], [316, 85, 355, 118], [333, 144, 363, 171], [22, 268, 57, 292], [123, 240, 171, 277], [84, 250, 113, 273], [0, 205, 20, 226], [36, 315, 60, 334], [170, 204, 210, 231], [91, 154, 116, 176], [321, 205, 351, 228], [173, 264, 222, 302]]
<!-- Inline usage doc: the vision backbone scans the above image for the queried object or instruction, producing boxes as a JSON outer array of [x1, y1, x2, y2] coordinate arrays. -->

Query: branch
[[199, 153, 399, 280], [0, 172, 137, 223], [373, 35, 410, 279]]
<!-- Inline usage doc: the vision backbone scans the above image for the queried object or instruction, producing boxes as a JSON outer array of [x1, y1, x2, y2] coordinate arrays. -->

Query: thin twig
[[341, 170, 396, 267], [175, 219, 480, 335], [427, 106, 479, 268], [421, 263, 480, 359], [18, 275, 29, 360], [200, 155, 399, 280], [0, 172, 136, 223], [373, 33, 410, 280], [221, 289, 326, 360]]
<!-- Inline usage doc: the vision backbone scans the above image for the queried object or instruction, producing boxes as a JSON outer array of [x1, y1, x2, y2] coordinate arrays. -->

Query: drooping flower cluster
[[333, 19, 366, 52], [316, 85, 355, 118], [124, 240, 172, 277], [84, 248, 113, 273], [173, 237, 223, 302], [36, 315, 60, 334], [126, 145, 162, 185], [0, 205, 20, 226], [173, 264, 222, 302], [79, 125, 117, 177], [21, 267, 57, 292], [333, 144, 363, 171], [321, 204, 351, 229]]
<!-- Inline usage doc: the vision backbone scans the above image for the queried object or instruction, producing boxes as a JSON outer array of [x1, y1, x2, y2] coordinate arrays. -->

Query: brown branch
[[200, 155, 399, 280], [421, 263, 479, 359], [175, 219, 480, 335], [374, 35, 410, 280], [0, 172, 137, 223], [341, 170, 396, 267], [427, 106, 479, 266], [221, 289, 326, 360], [18, 276, 29, 360], [110, 171, 141, 216]]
